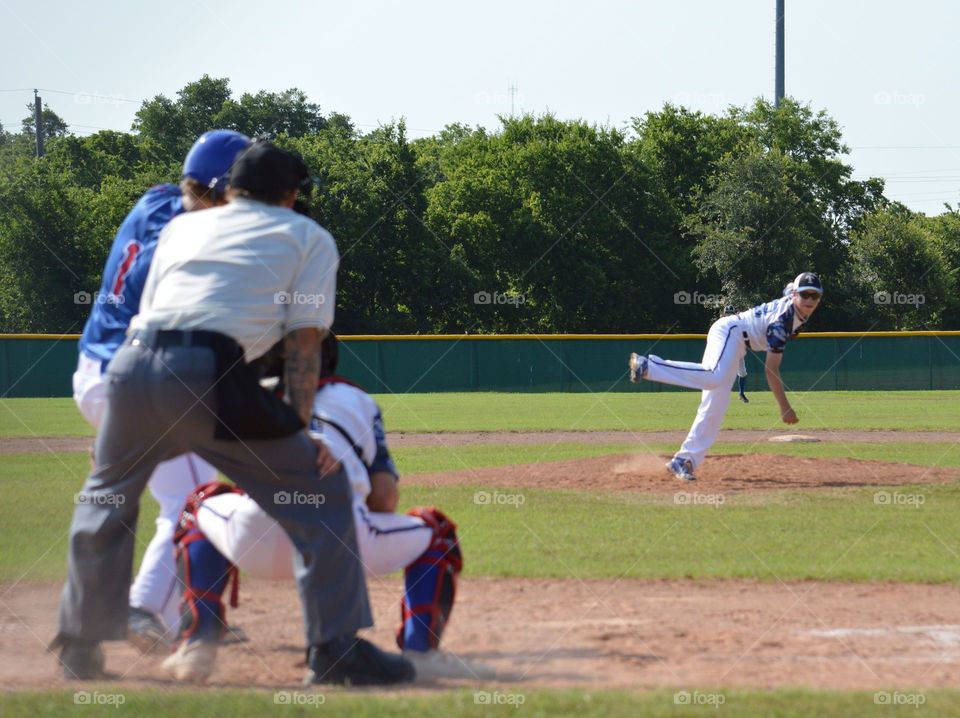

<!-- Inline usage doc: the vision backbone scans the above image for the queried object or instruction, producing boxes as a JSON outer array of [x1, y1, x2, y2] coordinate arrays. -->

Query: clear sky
[[2, 0, 958, 214]]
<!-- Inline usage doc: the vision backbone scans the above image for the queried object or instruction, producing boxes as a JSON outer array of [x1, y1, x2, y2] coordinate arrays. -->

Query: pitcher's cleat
[[628, 353, 648, 383], [666, 456, 696, 481]]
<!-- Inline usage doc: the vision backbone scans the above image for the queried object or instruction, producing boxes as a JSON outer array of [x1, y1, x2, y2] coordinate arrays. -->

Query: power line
[[852, 145, 960, 150], [35, 88, 143, 104]]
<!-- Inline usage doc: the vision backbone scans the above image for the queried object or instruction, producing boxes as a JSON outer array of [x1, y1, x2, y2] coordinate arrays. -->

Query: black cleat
[[50, 634, 105, 681], [304, 635, 416, 686]]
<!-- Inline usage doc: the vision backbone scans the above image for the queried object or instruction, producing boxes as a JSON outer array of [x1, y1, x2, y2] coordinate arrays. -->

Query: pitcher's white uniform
[[646, 295, 807, 468], [184, 380, 431, 593]]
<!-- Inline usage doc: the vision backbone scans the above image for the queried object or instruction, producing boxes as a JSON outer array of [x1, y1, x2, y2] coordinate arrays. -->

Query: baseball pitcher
[[629, 272, 824, 481]]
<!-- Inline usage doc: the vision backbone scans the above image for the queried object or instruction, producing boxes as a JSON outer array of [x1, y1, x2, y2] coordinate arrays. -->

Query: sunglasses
[[798, 291, 822, 300]]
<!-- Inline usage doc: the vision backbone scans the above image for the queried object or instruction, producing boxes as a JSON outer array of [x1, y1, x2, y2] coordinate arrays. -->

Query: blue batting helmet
[[182, 130, 252, 192]]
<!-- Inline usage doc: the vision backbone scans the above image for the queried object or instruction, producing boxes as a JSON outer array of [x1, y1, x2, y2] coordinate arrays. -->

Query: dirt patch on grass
[[405, 452, 960, 494], [4, 578, 960, 691]]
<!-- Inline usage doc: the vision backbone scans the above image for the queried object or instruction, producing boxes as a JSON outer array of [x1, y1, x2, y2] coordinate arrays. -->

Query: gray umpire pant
[[57, 338, 372, 646]]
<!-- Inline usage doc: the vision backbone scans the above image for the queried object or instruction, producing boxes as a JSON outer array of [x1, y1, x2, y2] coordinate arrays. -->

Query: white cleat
[[403, 649, 497, 680], [628, 353, 648, 383], [162, 639, 218, 683], [666, 456, 696, 482]]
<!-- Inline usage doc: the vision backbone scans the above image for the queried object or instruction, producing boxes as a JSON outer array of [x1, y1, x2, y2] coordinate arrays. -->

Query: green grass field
[[3, 392, 960, 715], [4, 390, 960, 437], [5, 444, 960, 584], [2, 687, 957, 718]]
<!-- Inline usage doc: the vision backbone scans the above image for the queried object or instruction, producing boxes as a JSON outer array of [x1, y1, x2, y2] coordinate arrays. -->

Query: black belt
[[130, 329, 225, 349], [742, 331, 752, 350]]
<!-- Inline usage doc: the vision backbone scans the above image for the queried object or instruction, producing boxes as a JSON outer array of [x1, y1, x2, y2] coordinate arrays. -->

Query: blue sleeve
[[368, 409, 398, 479], [766, 304, 795, 353]]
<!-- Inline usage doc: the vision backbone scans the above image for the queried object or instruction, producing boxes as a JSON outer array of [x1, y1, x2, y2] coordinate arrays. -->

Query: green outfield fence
[[2, 332, 960, 398]]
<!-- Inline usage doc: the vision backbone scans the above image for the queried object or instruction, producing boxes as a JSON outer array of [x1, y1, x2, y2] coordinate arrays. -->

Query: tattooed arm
[[284, 327, 339, 475], [283, 327, 322, 425]]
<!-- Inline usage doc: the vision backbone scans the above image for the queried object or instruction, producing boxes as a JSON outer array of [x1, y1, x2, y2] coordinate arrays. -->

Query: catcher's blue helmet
[[182, 130, 252, 192]]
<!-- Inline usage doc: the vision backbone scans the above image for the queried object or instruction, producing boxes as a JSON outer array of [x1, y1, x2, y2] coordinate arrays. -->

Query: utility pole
[[33, 89, 45, 158], [775, 0, 785, 107], [508, 83, 517, 116]]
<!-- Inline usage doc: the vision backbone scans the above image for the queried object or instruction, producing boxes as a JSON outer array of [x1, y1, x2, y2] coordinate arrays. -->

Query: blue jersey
[[78, 184, 184, 363]]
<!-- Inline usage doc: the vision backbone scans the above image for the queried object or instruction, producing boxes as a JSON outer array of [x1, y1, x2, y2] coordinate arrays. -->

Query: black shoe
[[304, 635, 416, 686], [50, 634, 105, 680]]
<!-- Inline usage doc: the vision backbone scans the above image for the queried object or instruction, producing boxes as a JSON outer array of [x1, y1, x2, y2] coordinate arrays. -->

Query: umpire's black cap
[[228, 141, 310, 194]]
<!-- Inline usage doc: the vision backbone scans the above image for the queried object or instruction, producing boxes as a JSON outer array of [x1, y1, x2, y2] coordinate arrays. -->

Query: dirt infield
[[406, 452, 960, 494], [6, 428, 960, 454], [5, 450, 959, 693], [4, 578, 960, 691]]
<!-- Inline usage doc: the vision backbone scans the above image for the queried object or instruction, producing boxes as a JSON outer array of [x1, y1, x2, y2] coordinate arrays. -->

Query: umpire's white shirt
[[133, 198, 338, 361]]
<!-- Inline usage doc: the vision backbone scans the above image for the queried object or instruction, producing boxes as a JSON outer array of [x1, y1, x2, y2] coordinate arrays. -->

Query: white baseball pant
[[645, 315, 746, 468], [73, 353, 217, 635], [193, 492, 432, 586]]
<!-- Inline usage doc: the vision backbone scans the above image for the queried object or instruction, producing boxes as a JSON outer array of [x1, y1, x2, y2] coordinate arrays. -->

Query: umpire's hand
[[310, 435, 341, 476]]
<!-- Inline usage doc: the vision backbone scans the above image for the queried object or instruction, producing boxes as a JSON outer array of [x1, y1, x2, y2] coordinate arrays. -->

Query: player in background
[[72, 130, 252, 651], [628, 272, 823, 481], [723, 304, 749, 404], [161, 333, 488, 682]]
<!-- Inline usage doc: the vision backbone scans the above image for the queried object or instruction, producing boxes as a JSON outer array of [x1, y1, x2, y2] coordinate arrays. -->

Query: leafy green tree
[[215, 89, 327, 138], [20, 103, 69, 141], [921, 207, 960, 328], [850, 205, 949, 329], [45, 131, 172, 190], [133, 75, 233, 160], [685, 99, 884, 328], [685, 143, 817, 307]]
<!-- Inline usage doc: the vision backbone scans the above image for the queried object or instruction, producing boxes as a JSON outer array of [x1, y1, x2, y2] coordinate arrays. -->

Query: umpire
[[52, 142, 415, 685]]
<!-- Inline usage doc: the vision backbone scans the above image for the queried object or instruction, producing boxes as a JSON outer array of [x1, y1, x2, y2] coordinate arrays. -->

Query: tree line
[[1, 75, 958, 335]]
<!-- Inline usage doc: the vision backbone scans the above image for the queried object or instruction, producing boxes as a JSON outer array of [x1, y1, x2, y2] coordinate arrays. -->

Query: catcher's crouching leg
[[174, 519, 238, 643], [396, 507, 462, 651], [162, 481, 240, 682]]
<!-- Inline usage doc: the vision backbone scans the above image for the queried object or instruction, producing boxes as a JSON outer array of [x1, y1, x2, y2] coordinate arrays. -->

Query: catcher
[[162, 333, 490, 682]]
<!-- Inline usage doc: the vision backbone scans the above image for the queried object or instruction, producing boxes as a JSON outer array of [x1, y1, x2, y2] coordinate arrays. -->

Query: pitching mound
[[405, 453, 960, 494], [5, 578, 960, 691]]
